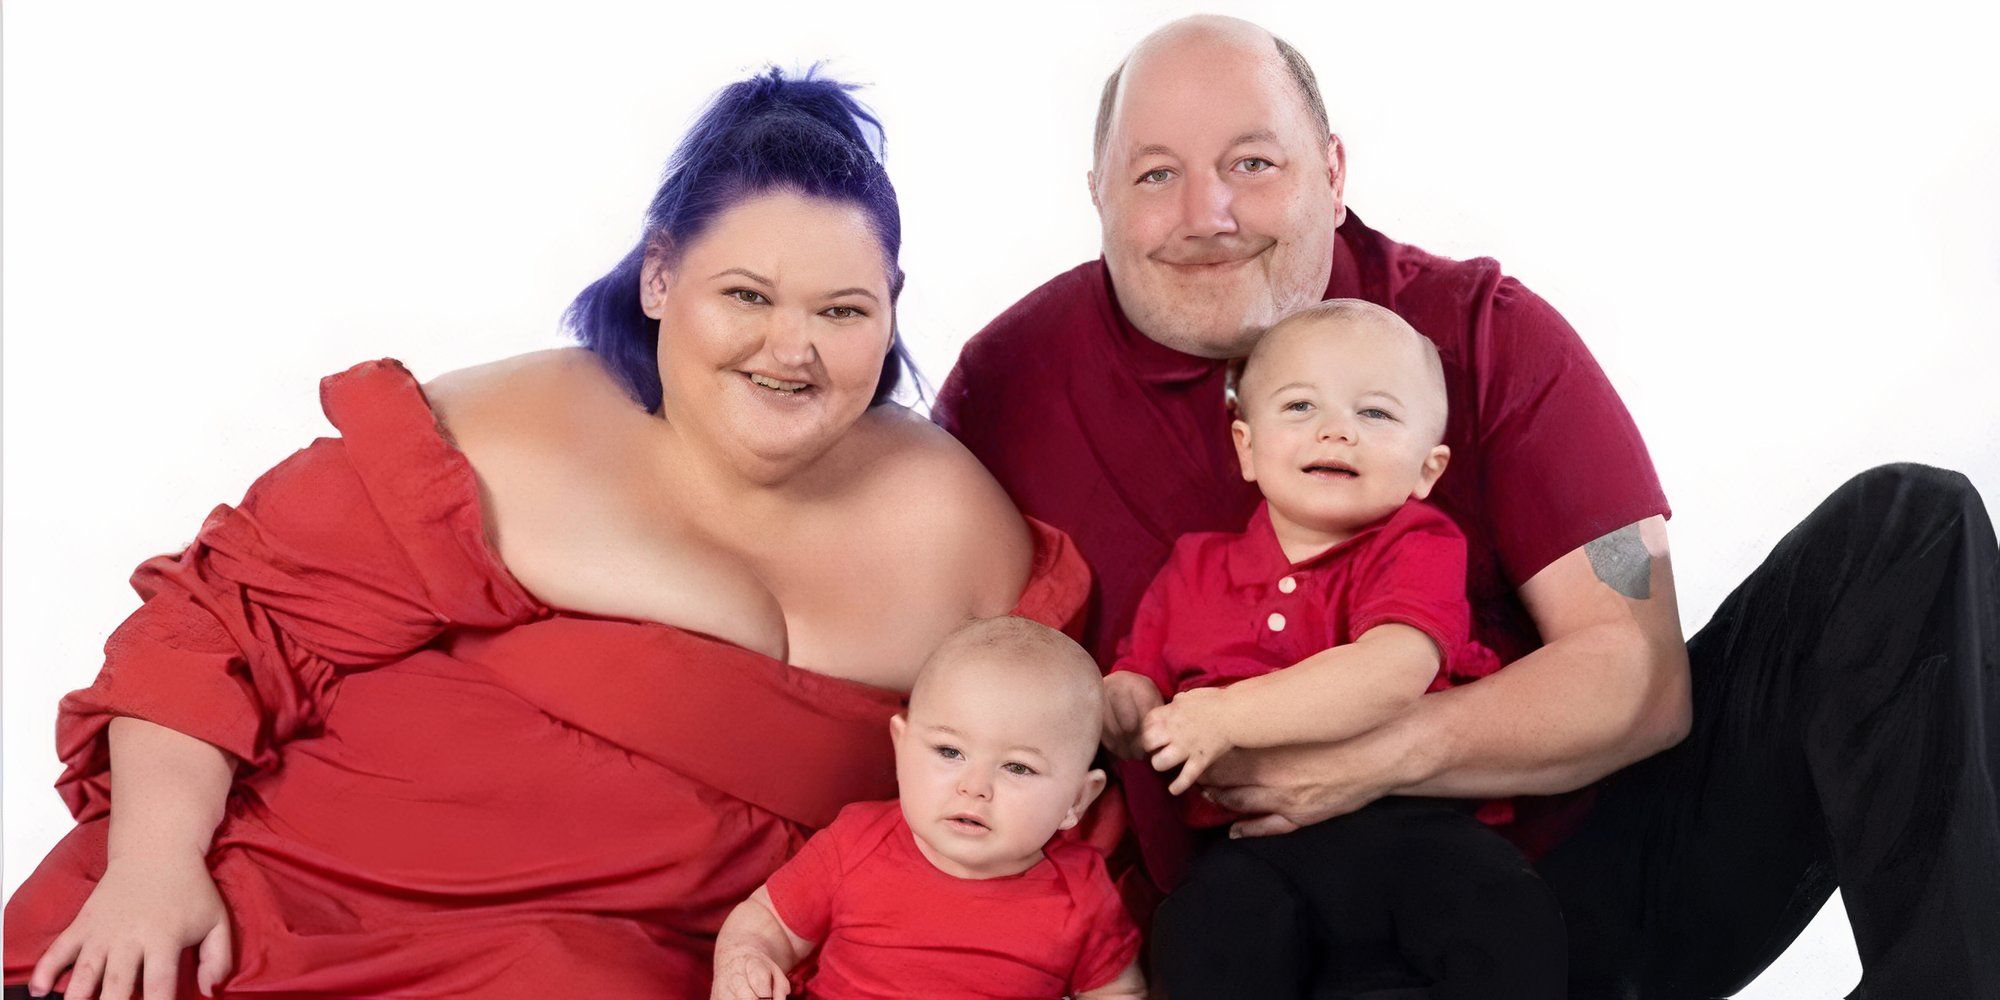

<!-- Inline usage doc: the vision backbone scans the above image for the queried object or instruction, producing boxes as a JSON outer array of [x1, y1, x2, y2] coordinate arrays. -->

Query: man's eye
[[823, 305, 866, 320], [1240, 157, 1274, 172], [728, 289, 768, 305], [1002, 762, 1037, 776], [1139, 168, 1173, 184], [934, 745, 963, 760]]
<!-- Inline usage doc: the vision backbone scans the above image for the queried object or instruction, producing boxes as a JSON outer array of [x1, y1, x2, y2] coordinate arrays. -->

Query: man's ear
[[1231, 419, 1258, 483], [1087, 168, 1102, 212], [1059, 768, 1108, 832], [639, 242, 674, 320], [1327, 133, 1348, 228], [1412, 444, 1450, 500]]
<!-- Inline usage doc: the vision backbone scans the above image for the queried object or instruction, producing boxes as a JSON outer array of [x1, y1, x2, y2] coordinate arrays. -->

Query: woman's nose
[[766, 310, 818, 370]]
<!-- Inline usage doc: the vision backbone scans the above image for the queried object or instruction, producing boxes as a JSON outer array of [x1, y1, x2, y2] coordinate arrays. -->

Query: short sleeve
[[50, 360, 543, 821], [763, 809, 859, 944], [1107, 554, 1180, 698], [1068, 851, 1143, 993], [1349, 504, 1473, 663], [1473, 279, 1670, 586]]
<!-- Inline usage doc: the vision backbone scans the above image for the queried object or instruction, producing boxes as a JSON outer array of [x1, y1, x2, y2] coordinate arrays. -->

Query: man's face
[[1092, 38, 1344, 358]]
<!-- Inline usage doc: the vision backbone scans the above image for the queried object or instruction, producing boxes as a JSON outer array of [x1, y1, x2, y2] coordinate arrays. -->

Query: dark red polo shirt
[[1111, 499, 1507, 830], [765, 800, 1141, 998], [934, 210, 1671, 874]]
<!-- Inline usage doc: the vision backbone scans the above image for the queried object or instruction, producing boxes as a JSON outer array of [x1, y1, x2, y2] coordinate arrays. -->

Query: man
[[934, 15, 1998, 998]]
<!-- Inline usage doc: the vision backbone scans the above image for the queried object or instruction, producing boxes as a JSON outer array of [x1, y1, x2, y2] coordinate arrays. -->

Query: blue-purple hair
[[566, 67, 912, 412]]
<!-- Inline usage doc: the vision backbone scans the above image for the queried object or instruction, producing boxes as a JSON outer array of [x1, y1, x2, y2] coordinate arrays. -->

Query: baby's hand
[[1140, 688, 1238, 795], [1102, 672, 1165, 760], [711, 948, 791, 1000]]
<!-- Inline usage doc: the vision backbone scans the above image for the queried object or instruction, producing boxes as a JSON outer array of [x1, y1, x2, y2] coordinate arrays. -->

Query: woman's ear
[[1058, 768, 1109, 831], [639, 243, 674, 320]]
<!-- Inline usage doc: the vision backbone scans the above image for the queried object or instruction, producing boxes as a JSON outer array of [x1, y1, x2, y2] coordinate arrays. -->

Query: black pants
[[1152, 798, 1567, 1000], [1538, 464, 2000, 998]]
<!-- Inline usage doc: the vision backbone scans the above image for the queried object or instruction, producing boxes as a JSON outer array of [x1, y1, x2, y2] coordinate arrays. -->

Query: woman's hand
[[710, 948, 791, 1000], [1100, 672, 1165, 760], [28, 852, 232, 1000], [1139, 687, 1239, 795]]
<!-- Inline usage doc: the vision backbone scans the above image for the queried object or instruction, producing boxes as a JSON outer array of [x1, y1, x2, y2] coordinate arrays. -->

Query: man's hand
[[28, 851, 233, 1000], [710, 948, 791, 1000], [1101, 672, 1165, 760], [1140, 687, 1239, 795], [1200, 717, 1425, 837]]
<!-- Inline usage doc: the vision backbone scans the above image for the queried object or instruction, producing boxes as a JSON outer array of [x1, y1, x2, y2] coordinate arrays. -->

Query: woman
[[3, 69, 1092, 999]]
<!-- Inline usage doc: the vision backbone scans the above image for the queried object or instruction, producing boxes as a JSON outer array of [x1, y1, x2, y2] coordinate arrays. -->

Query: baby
[[712, 617, 1145, 1000], [1102, 299, 1565, 997]]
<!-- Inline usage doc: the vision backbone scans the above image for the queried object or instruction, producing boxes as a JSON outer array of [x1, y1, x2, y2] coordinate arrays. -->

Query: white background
[[6, 2, 1997, 995]]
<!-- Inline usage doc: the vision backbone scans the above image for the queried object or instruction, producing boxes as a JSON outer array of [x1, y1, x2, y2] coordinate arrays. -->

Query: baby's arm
[[1142, 624, 1438, 794], [710, 886, 815, 1000], [1075, 957, 1148, 999]]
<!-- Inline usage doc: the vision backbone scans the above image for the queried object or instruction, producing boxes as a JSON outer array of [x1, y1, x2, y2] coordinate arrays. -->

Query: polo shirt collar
[[1227, 499, 1399, 583]]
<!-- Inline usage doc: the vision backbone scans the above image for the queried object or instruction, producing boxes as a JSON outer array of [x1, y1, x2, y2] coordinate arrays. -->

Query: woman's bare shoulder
[[424, 348, 629, 448], [850, 405, 1033, 615]]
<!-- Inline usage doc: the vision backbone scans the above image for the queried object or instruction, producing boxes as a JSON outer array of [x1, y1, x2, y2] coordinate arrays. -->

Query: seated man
[[935, 14, 1999, 997]]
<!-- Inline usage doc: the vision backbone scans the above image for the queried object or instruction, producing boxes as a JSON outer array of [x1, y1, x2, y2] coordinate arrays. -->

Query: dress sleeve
[[51, 361, 542, 821], [1107, 555, 1179, 698], [1472, 279, 1670, 586], [1349, 504, 1473, 670], [1068, 851, 1143, 993]]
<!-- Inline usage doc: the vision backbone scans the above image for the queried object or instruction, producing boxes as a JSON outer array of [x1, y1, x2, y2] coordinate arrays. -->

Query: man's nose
[[1179, 170, 1238, 239]]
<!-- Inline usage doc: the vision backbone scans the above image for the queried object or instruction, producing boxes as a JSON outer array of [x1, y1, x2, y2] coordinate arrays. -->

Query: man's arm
[[1203, 515, 1690, 830]]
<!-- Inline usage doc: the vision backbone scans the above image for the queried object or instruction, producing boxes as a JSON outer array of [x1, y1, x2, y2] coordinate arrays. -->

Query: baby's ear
[[889, 712, 908, 747], [1231, 420, 1258, 483], [1412, 444, 1450, 500], [1060, 769, 1109, 832]]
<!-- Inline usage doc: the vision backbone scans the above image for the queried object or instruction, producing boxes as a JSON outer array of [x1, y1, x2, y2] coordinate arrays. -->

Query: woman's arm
[[710, 887, 814, 1000], [29, 718, 236, 1000], [1138, 624, 1438, 795]]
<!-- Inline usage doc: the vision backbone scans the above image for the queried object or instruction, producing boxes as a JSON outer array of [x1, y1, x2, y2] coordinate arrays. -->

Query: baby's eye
[[728, 288, 768, 305], [933, 745, 964, 760], [1359, 407, 1396, 421], [1282, 399, 1313, 413], [1002, 762, 1037, 777], [822, 305, 866, 320]]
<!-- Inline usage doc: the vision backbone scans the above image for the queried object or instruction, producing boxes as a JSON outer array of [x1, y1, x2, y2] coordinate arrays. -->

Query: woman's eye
[[933, 745, 963, 760], [1002, 762, 1036, 777], [1139, 168, 1173, 184], [822, 305, 865, 320], [1239, 157, 1274, 173], [728, 288, 768, 305]]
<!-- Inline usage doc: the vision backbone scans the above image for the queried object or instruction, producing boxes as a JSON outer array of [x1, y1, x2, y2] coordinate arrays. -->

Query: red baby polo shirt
[[1112, 499, 1506, 829], [765, 800, 1141, 999]]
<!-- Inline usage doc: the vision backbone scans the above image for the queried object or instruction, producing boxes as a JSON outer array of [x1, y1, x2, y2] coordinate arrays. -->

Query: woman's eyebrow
[[823, 287, 881, 303], [709, 267, 774, 285]]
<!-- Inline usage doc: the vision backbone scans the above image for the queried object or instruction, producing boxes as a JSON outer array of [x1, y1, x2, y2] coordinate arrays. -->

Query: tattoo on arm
[[1583, 523, 1652, 599]]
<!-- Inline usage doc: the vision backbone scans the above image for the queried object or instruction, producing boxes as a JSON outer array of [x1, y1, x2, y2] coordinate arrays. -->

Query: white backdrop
[[6, 2, 1997, 995]]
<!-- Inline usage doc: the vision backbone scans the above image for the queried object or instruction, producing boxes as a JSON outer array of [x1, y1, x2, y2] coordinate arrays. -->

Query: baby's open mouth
[[1303, 463, 1359, 478], [946, 815, 989, 832]]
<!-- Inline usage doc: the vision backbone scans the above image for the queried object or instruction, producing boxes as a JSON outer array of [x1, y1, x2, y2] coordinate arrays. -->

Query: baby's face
[[1232, 316, 1450, 535], [890, 662, 1102, 879]]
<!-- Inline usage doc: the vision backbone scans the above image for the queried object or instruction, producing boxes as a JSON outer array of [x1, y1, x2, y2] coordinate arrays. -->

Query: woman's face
[[641, 190, 895, 482]]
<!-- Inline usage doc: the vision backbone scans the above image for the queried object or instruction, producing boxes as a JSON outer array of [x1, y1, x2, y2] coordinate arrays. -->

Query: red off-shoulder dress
[[3, 360, 1099, 999]]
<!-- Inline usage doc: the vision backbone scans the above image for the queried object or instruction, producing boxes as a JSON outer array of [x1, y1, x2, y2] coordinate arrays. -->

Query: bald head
[[910, 617, 1105, 765], [1238, 300, 1449, 442], [1094, 16, 1330, 164]]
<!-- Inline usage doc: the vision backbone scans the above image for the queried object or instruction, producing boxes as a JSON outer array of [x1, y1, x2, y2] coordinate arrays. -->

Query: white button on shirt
[[1267, 612, 1287, 632], [1278, 575, 1298, 594]]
